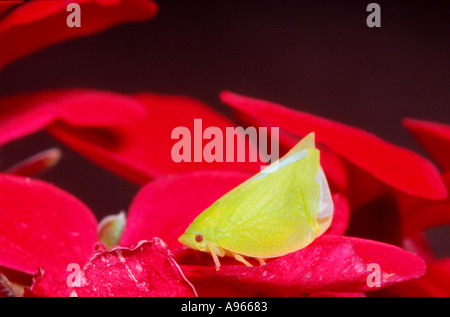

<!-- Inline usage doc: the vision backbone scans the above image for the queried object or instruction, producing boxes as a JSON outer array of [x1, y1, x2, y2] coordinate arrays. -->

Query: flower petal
[[221, 91, 447, 200], [402, 202, 450, 249], [48, 93, 261, 184], [0, 173, 98, 276], [0, 0, 158, 70], [0, 1, 23, 17], [385, 257, 450, 297], [403, 118, 450, 172], [396, 172, 450, 259], [28, 239, 197, 297], [120, 170, 251, 249], [179, 235, 426, 295], [0, 89, 146, 147]]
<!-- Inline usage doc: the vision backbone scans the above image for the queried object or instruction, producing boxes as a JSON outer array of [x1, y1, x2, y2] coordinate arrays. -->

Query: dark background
[[0, 0, 449, 223]]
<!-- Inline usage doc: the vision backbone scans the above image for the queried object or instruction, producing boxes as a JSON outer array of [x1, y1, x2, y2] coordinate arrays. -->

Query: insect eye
[[195, 234, 204, 243]]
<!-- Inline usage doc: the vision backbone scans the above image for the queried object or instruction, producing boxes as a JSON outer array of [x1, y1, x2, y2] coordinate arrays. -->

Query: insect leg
[[230, 252, 253, 267], [257, 258, 266, 266], [207, 242, 221, 271]]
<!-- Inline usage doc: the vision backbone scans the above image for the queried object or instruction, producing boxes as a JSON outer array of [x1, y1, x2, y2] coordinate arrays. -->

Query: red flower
[[214, 92, 450, 295], [0, 169, 426, 297], [29, 239, 197, 297], [0, 173, 196, 297], [120, 170, 426, 296], [0, 89, 261, 184], [0, 0, 158, 70], [0, 90, 431, 296], [381, 119, 450, 296], [0, 0, 446, 298], [218, 91, 449, 250], [0, 89, 145, 145], [219, 91, 447, 208], [404, 119, 450, 172]]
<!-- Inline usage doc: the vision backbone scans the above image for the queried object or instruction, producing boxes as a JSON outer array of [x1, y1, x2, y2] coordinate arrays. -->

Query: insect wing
[[215, 147, 321, 258]]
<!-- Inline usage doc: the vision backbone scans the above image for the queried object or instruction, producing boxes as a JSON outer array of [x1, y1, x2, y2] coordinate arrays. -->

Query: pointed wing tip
[[287, 132, 316, 155], [304, 132, 316, 144]]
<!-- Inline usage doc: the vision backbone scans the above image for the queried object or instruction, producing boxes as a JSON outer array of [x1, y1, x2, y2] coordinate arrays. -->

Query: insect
[[178, 132, 333, 270]]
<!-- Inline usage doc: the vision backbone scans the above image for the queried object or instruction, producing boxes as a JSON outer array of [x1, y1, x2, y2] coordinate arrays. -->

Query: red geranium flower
[[0, 169, 426, 297], [0, 173, 196, 297], [0, 89, 261, 184], [219, 91, 447, 208], [218, 91, 449, 248], [381, 119, 450, 296], [0, 0, 446, 298], [0, 90, 433, 296], [0, 0, 158, 70], [119, 170, 426, 296], [214, 92, 450, 296], [404, 119, 450, 172]]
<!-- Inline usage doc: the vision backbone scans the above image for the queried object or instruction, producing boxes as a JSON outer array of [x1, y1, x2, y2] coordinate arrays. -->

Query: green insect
[[178, 133, 333, 270]]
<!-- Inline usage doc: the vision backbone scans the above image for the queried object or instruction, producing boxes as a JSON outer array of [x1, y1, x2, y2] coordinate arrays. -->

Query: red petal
[[48, 93, 261, 184], [0, 89, 145, 146], [0, 174, 98, 277], [120, 170, 251, 249], [0, 0, 158, 70], [385, 257, 450, 297], [403, 118, 450, 172], [402, 202, 450, 247], [180, 235, 426, 295], [28, 239, 197, 297], [396, 172, 450, 259], [221, 91, 447, 200], [0, 1, 22, 17]]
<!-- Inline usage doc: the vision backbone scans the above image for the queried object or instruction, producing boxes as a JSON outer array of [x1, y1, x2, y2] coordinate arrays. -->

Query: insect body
[[178, 133, 333, 270]]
